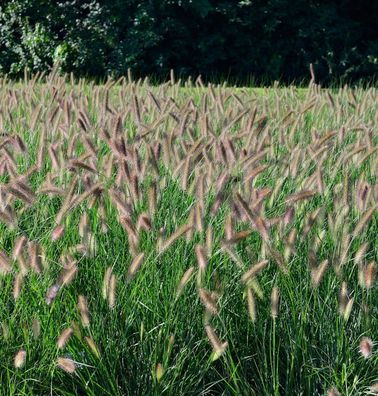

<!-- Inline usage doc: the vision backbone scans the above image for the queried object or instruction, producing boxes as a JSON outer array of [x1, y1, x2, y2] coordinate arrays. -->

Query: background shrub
[[0, 0, 377, 84]]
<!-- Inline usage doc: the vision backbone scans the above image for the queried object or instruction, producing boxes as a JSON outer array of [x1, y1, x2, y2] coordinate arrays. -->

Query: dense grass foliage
[[0, 73, 377, 395], [0, 0, 377, 83]]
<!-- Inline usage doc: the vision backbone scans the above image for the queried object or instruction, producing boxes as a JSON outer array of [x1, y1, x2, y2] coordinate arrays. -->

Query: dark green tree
[[0, 0, 376, 83]]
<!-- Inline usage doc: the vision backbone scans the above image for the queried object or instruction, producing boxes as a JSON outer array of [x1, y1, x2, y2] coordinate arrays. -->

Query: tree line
[[0, 0, 377, 84]]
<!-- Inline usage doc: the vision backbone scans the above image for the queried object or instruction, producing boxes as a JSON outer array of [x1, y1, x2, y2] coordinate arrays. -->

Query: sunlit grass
[[0, 75, 377, 395]]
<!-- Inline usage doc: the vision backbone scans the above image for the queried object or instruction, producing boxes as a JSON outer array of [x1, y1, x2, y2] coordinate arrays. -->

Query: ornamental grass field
[[0, 70, 377, 395]]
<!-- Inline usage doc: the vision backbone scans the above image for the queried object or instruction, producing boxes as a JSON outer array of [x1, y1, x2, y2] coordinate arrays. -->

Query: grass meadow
[[0, 71, 377, 395]]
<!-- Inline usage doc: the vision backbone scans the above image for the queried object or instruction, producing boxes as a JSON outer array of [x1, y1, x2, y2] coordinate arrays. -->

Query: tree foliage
[[0, 0, 377, 83]]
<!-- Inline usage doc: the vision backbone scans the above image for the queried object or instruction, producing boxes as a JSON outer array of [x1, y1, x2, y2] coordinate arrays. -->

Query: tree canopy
[[0, 0, 377, 83]]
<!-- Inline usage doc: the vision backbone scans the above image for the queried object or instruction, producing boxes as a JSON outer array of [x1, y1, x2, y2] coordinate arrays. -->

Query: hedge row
[[0, 0, 377, 84]]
